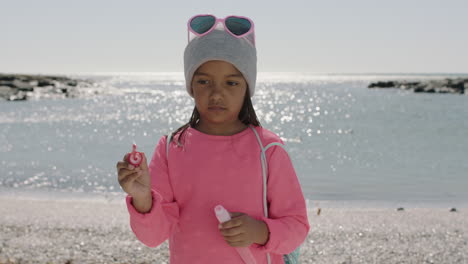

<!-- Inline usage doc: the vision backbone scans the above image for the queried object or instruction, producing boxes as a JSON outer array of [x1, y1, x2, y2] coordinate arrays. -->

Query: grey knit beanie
[[183, 28, 257, 97]]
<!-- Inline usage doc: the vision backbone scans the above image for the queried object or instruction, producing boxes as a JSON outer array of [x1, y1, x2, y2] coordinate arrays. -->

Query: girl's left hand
[[218, 212, 269, 247]]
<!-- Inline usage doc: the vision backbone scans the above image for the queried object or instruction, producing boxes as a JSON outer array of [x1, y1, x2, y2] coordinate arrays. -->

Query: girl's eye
[[197, 80, 209, 85], [227, 81, 238, 86]]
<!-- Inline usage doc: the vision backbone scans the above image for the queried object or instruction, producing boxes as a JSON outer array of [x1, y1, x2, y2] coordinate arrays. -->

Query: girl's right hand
[[116, 152, 151, 198]]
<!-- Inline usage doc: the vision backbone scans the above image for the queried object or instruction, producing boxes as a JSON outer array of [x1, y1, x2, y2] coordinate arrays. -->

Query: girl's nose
[[209, 83, 224, 97], [210, 81, 223, 91]]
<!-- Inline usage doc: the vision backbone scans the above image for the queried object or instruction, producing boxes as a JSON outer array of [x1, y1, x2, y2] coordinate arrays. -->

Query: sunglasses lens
[[225, 17, 251, 36], [190, 15, 216, 34]]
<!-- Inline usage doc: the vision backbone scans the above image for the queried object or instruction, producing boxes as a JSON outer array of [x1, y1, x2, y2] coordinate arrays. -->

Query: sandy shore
[[1, 196, 467, 264]]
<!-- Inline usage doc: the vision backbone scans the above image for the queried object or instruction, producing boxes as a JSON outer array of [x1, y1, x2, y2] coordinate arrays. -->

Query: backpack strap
[[248, 124, 288, 264], [166, 133, 173, 158], [248, 125, 287, 217]]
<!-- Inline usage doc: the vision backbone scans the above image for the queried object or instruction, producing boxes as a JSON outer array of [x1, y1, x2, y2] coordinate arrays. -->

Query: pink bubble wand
[[214, 205, 257, 264], [127, 143, 150, 188], [128, 143, 143, 167]]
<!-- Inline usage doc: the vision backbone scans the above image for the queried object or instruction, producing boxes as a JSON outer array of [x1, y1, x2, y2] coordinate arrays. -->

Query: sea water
[[1, 72, 467, 208]]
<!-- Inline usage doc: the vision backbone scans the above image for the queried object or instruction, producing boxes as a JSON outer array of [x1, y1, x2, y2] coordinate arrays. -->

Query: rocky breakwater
[[368, 78, 467, 94], [0, 73, 94, 101]]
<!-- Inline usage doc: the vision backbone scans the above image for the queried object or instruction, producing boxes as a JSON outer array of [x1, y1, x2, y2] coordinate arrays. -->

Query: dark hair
[[168, 85, 261, 146]]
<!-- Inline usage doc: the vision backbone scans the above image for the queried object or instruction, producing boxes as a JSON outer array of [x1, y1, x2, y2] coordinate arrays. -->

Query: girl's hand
[[116, 152, 151, 199], [218, 212, 270, 247]]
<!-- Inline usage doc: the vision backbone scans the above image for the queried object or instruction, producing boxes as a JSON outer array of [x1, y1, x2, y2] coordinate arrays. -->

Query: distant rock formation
[[368, 78, 467, 94], [0, 73, 94, 101]]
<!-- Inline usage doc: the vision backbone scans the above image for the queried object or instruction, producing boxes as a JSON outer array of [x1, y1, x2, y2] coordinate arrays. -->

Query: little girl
[[116, 14, 310, 264]]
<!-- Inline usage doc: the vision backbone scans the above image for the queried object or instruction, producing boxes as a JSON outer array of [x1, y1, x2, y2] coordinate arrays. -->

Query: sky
[[1, 0, 467, 74]]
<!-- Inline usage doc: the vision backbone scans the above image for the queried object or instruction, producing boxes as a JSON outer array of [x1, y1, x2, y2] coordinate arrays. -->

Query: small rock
[[37, 79, 54, 87], [449, 207, 457, 212], [0, 86, 14, 96], [8, 91, 27, 101], [397, 207, 405, 211], [368, 81, 395, 88], [12, 80, 34, 91]]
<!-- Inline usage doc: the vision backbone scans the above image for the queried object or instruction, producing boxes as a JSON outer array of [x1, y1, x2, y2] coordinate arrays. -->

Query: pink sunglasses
[[187, 14, 255, 45]]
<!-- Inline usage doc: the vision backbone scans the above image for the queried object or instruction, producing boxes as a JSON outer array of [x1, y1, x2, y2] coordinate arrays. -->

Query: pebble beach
[[1, 195, 466, 264]]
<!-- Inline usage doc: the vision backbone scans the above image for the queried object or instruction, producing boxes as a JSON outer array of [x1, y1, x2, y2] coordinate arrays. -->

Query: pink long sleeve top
[[126, 125, 310, 263]]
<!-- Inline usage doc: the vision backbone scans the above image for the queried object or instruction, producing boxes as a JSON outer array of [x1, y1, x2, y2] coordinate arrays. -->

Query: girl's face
[[191, 60, 247, 127]]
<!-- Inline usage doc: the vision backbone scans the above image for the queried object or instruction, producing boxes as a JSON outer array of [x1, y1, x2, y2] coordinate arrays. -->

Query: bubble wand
[[127, 143, 151, 188], [128, 143, 143, 167], [214, 205, 257, 264]]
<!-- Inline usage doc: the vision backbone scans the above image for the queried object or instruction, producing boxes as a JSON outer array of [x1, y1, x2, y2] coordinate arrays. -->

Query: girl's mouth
[[208, 106, 226, 111]]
